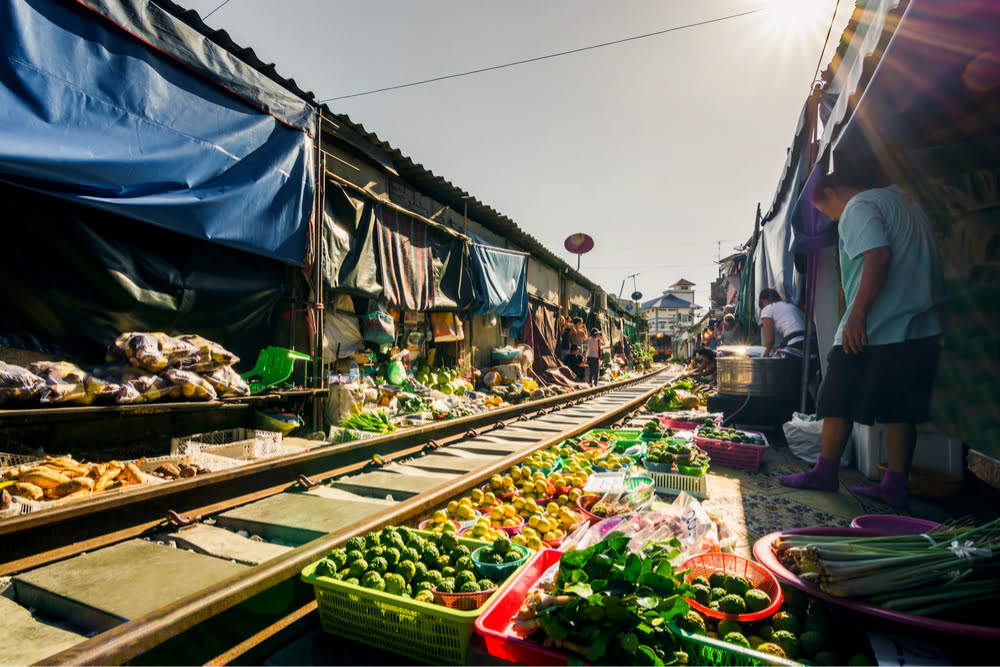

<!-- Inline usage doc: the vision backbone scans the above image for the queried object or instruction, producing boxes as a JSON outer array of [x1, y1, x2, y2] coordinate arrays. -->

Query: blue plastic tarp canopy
[[469, 243, 529, 338], [0, 0, 315, 264]]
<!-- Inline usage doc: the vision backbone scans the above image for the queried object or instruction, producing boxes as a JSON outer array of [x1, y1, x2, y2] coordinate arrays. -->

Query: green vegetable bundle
[[338, 410, 397, 433], [532, 535, 693, 665]]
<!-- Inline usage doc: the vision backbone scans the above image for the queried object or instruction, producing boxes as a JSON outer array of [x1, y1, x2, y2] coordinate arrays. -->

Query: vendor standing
[[585, 328, 604, 386], [718, 313, 745, 346], [566, 317, 587, 362], [758, 288, 806, 357], [779, 169, 946, 509]]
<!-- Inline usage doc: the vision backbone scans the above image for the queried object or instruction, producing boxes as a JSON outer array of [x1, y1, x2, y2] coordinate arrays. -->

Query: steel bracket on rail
[[423, 439, 443, 452], [165, 510, 202, 528]]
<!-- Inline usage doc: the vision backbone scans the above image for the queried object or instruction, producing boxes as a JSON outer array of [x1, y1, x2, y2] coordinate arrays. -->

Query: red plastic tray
[[694, 427, 769, 471], [475, 548, 570, 665], [753, 526, 1000, 641]]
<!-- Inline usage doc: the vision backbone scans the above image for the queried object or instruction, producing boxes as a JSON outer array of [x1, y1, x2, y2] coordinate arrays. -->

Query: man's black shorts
[[816, 337, 941, 425]]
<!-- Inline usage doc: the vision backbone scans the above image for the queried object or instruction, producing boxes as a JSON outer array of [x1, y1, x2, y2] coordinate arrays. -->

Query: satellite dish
[[564, 233, 594, 270], [631, 291, 643, 301]]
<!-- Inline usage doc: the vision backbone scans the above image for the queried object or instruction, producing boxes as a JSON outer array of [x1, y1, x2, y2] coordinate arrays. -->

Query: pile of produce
[[473, 534, 527, 568], [698, 423, 764, 445], [590, 452, 631, 471], [423, 510, 459, 533], [513, 505, 582, 549], [444, 498, 479, 524], [686, 571, 772, 615], [642, 419, 667, 438], [464, 517, 507, 542], [511, 534, 693, 664], [400, 396, 431, 413], [645, 441, 710, 475], [646, 380, 703, 412], [2, 455, 146, 504], [774, 519, 1000, 620], [521, 450, 560, 472], [337, 410, 397, 434], [312, 526, 501, 604]]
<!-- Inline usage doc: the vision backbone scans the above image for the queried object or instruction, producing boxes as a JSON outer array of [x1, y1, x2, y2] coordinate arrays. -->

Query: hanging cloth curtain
[[469, 243, 529, 338], [375, 204, 435, 311]]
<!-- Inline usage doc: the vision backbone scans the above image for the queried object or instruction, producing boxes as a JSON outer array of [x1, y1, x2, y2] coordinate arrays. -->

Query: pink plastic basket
[[850, 514, 942, 534], [679, 552, 783, 622], [694, 427, 769, 471], [475, 549, 569, 665]]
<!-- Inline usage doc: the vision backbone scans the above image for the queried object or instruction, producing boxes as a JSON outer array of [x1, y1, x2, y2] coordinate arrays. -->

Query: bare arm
[[761, 317, 776, 357], [842, 246, 892, 355]]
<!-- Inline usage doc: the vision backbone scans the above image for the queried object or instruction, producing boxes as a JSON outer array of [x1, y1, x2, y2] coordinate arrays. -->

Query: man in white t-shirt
[[758, 289, 805, 357]]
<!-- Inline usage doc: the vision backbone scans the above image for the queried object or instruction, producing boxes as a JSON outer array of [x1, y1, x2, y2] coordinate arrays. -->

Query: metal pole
[[312, 109, 325, 430], [799, 251, 816, 413]]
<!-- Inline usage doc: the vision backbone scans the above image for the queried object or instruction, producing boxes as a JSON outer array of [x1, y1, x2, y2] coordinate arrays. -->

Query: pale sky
[[182, 0, 854, 308]]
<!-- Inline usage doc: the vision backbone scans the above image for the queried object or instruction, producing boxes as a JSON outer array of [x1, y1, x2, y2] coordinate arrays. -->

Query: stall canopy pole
[[798, 85, 824, 414], [312, 109, 325, 431]]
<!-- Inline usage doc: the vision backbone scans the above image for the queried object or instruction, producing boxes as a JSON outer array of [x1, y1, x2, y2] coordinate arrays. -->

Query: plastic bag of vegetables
[[0, 361, 45, 405], [91, 363, 179, 404], [106, 332, 198, 373], [164, 369, 218, 401], [176, 334, 239, 372], [200, 365, 250, 398], [27, 361, 121, 406]]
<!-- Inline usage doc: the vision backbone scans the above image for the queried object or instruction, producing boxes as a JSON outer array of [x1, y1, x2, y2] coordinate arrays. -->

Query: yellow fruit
[[528, 515, 540, 528], [491, 507, 503, 521], [512, 534, 527, 546], [433, 509, 447, 522], [442, 522, 456, 533], [535, 518, 551, 533], [503, 505, 516, 519], [503, 518, 518, 527], [527, 537, 543, 550], [546, 502, 560, 514], [484, 491, 496, 504]]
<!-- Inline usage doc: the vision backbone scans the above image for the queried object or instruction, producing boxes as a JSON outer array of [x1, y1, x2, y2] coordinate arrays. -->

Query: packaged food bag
[[164, 368, 218, 401], [200, 365, 250, 398], [176, 334, 239, 372], [27, 361, 120, 405], [0, 361, 45, 405], [90, 363, 179, 404], [107, 332, 198, 373], [429, 311, 464, 342], [361, 302, 396, 345]]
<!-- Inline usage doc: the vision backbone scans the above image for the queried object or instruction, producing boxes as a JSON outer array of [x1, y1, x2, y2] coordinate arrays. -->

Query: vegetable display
[[512, 534, 693, 664], [646, 380, 702, 412], [698, 424, 764, 445], [338, 410, 397, 433], [774, 520, 1000, 619]]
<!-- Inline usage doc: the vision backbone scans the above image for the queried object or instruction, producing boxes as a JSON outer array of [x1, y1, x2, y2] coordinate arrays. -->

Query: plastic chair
[[241, 346, 311, 394]]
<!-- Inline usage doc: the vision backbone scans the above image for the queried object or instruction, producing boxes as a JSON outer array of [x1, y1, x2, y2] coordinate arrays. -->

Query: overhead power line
[[811, 0, 842, 87], [203, 0, 232, 20], [318, 8, 766, 102]]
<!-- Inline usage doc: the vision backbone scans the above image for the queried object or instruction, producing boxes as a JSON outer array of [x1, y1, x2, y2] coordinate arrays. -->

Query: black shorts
[[816, 337, 941, 425]]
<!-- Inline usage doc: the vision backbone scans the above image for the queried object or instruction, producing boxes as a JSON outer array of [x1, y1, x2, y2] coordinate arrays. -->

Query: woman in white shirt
[[758, 288, 805, 357]]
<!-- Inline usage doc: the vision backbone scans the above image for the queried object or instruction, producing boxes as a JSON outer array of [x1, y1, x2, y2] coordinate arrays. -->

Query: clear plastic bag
[[27, 361, 120, 405], [107, 332, 198, 373], [200, 365, 250, 398], [163, 369, 218, 401], [176, 334, 239, 372], [627, 492, 714, 563], [0, 361, 45, 405], [90, 363, 178, 404]]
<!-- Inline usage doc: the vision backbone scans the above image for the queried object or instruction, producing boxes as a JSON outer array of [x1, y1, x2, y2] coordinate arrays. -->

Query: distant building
[[641, 279, 700, 339]]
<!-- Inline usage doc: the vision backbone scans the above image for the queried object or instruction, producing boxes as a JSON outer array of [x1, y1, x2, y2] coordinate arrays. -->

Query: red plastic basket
[[475, 549, 569, 665], [679, 552, 783, 622], [694, 428, 769, 471], [433, 584, 498, 611]]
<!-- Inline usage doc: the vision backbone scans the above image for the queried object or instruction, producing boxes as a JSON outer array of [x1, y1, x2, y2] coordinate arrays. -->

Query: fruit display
[[545, 471, 586, 492], [558, 456, 592, 483], [444, 497, 479, 524], [645, 441, 710, 475], [466, 487, 499, 510], [676, 585, 877, 664], [464, 517, 507, 542], [646, 380, 704, 412], [687, 571, 772, 616], [698, 423, 765, 445], [589, 451, 631, 471], [520, 450, 559, 472], [487, 503, 526, 530], [311, 526, 500, 606], [421, 510, 459, 534], [472, 534, 529, 569], [485, 472, 517, 497]]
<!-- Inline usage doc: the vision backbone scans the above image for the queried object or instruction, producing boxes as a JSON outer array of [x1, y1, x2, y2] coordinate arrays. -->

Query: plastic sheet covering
[[0, 362, 45, 405], [164, 368, 218, 401], [469, 244, 529, 338], [323, 299, 364, 360], [0, 185, 286, 366], [523, 300, 579, 387], [0, 0, 313, 263], [322, 184, 383, 300]]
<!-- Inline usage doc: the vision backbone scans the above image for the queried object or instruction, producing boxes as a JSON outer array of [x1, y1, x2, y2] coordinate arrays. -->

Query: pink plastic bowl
[[850, 514, 942, 534]]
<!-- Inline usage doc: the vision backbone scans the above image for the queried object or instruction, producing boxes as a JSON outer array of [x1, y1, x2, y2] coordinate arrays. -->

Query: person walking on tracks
[[585, 328, 604, 386], [779, 167, 947, 509]]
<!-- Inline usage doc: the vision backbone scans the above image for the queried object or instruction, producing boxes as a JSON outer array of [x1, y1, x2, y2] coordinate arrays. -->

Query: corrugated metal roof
[[640, 294, 696, 310]]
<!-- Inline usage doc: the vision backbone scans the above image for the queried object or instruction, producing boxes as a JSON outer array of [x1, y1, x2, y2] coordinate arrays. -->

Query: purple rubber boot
[[779, 455, 839, 491]]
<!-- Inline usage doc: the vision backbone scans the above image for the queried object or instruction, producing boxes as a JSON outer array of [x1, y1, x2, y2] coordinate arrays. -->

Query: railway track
[[1, 369, 670, 666]]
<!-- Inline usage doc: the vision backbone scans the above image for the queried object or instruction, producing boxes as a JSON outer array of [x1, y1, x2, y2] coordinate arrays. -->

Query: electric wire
[[203, 0, 232, 20], [317, 8, 766, 102], [811, 0, 843, 87]]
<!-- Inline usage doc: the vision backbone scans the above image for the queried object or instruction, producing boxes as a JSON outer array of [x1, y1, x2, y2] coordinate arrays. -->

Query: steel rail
[[0, 370, 662, 570], [38, 371, 668, 666]]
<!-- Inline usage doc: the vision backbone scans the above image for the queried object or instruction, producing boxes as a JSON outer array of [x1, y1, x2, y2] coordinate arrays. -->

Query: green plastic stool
[[241, 346, 311, 394]]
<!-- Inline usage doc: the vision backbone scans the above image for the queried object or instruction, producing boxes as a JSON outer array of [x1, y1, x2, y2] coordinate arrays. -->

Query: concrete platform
[[330, 467, 455, 499], [0, 595, 87, 666], [12, 539, 247, 633], [168, 524, 292, 565], [304, 486, 395, 505], [216, 493, 388, 544], [404, 451, 499, 474]]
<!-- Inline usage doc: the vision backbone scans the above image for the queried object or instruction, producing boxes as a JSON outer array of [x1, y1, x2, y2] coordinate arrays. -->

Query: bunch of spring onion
[[338, 409, 397, 433], [773, 518, 1000, 618]]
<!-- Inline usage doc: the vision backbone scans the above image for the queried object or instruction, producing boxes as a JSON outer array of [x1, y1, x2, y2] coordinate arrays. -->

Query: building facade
[[640, 279, 698, 340]]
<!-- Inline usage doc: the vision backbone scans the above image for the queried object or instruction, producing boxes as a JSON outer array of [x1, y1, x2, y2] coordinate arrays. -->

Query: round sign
[[563, 233, 595, 255], [631, 291, 643, 301], [625, 303, 634, 312]]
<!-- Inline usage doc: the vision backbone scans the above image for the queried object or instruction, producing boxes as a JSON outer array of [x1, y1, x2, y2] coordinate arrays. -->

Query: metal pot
[[716, 356, 801, 398]]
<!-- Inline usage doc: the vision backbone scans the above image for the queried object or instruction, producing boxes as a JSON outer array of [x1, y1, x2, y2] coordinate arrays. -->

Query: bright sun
[[760, 0, 834, 38]]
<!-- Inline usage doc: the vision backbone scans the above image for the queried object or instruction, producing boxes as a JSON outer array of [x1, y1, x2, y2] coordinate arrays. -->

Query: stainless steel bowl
[[716, 356, 801, 397]]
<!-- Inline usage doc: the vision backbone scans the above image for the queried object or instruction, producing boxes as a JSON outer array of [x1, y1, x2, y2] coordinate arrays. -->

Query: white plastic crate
[[135, 452, 247, 475], [171, 428, 282, 456], [854, 422, 964, 481], [646, 469, 709, 500]]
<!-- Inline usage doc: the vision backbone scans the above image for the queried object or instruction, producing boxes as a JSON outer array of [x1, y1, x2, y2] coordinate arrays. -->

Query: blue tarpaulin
[[469, 244, 529, 338], [0, 0, 315, 264]]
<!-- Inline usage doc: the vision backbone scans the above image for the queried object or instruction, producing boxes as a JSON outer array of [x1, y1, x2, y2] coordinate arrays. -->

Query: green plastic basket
[[471, 544, 530, 579], [302, 529, 517, 665], [667, 621, 799, 666], [583, 429, 641, 441]]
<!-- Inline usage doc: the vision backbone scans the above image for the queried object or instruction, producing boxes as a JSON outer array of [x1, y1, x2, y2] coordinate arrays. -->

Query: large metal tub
[[716, 356, 801, 398]]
